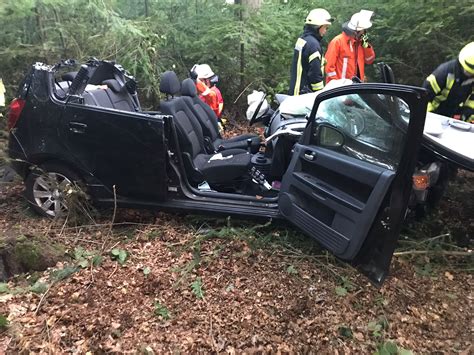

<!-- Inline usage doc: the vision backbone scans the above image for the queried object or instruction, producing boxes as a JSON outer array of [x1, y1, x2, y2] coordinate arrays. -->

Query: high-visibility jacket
[[423, 59, 474, 123], [196, 80, 219, 118], [325, 31, 375, 83], [289, 27, 325, 96], [210, 85, 224, 118]]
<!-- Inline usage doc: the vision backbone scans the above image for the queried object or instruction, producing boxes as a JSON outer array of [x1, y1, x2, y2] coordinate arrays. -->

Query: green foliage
[[92, 255, 103, 267], [153, 301, 170, 320], [49, 266, 78, 282], [335, 286, 348, 297], [0, 314, 8, 330], [190, 277, 204, 299], [0, 283, 10, 293], [368, 316, 389, 338], [368, 320, 384, 338], [338, 325, 353, 338], [143, 266, 151, 277], [29, 280, 48, 294], [414, 262, 435, 277], [110, 248, 128, 265], [72, 247, 102, 268], [286, 264, 298, 275], [1, 1, 468, 109], [335, 275, 355, 296], [374, 340, 413, 355]]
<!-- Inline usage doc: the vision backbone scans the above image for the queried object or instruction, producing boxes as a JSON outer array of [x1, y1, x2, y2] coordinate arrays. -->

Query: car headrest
[[102, 79, 122, 93], [181, 78, 197, 97], [160, 71, 181, 96], [62, 71, 78, 82]]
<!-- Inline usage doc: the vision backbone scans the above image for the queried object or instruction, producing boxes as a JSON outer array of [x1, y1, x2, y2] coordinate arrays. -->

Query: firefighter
[[289, 8, 334, 96], [191, 64, 220, 118], [209, 75, 224, 120], [325, 10, 376, 83], [423, 42, 474, 123]]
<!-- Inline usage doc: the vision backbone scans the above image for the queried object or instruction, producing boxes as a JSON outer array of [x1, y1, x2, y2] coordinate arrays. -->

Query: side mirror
[[317, 124, 344, 148]]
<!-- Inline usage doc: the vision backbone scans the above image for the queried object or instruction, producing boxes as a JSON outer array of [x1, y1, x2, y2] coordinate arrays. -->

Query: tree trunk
[[242, 0, 262, 10], [234, 1, 245, 90], [52, 8, 66, 57], [34, 4, 45, 44]]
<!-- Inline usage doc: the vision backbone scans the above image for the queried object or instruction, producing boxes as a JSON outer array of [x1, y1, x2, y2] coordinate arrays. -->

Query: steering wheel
[[249, 92, 267, 126]]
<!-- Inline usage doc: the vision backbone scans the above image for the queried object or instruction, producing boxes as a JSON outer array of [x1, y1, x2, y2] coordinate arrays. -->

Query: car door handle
[[69, 122, 87, 134], [304, 151, 317, 161]]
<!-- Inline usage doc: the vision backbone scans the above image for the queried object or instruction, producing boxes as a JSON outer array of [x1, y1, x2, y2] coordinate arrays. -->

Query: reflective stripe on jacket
[[289, 27, 325, 96], [325, 32, 375, 83], [423, 59, 474, 122]]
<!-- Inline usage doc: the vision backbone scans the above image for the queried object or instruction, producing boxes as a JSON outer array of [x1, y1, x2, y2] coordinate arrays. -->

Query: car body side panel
[[60, 103, 167, 200], [8, 69, 71, 176]]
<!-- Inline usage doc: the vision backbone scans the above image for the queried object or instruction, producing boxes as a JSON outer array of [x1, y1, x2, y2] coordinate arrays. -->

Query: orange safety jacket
[[196, 80, 219, 118], [210, 86, 224, 118], [325, 31, 375, 83]]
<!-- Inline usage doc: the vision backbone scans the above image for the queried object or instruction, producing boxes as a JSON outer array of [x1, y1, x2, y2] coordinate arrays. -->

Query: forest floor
[[0, 122, 472, 353]]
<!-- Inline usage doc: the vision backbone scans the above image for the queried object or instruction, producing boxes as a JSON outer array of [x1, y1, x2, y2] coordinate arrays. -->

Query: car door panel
[[279, 84, 428, 284], [280, 145, 395, 258], [61, 103, 167, 200]]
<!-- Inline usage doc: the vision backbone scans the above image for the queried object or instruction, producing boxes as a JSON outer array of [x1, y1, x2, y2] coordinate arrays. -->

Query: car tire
[[25, 163, 85, 218]]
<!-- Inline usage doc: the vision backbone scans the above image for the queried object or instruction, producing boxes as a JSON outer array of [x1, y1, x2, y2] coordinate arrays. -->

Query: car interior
[[51, 61, 281, 199]]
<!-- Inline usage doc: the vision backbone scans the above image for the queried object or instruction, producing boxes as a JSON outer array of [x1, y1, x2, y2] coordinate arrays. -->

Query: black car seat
[[101, 79, 137, 111], [180, 78, 261, 154], [61, 72, 78, 82], [159, 71, 251, 185], [81, 79, 137, 112]]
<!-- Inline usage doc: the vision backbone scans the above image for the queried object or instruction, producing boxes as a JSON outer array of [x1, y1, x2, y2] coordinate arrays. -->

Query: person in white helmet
[[289, 8, 334, 96], [190, 63, 220, 118], [325, 10, 376, 83]]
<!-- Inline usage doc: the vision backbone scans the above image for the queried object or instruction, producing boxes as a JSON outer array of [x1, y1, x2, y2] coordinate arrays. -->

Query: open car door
[[279, 84, 428, 285]]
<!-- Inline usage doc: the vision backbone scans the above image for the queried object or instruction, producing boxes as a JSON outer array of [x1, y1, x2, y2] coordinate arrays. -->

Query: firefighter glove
[[361, 33, 370, 48]]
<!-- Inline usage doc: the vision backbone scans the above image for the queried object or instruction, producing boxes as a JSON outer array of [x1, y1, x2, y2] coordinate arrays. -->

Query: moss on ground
[[0, 232, 65, 280]]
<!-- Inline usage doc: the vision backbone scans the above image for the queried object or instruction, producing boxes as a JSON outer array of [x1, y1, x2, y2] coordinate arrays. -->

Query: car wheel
[[25, 163, 84, 218]]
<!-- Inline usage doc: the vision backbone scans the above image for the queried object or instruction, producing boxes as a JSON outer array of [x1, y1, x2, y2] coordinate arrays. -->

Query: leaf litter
[[0, 167, 472, 353]]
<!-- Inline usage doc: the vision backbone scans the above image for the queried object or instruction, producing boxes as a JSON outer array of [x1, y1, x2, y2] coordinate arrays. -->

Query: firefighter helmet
[[347, 10, 374, 31], [305, 9, 334, 26], [192, 64, 215, 79], [459, 42, 474, 75]]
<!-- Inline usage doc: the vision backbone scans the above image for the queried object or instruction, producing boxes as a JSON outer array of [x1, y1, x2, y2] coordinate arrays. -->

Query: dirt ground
[[0, 167, 473, 353]]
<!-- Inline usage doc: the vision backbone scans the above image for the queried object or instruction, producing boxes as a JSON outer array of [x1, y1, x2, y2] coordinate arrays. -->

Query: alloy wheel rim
[[32, 172, 71, 217]]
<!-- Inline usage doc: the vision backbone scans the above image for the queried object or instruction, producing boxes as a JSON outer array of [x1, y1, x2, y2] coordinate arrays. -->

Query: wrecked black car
[[7, 59, 428, 284]]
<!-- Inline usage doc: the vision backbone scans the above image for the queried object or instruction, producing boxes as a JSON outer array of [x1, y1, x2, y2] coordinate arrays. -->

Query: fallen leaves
[[0, 173, 473, 353]]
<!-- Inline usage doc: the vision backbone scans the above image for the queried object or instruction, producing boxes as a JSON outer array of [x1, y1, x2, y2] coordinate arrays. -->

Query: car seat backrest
[[83, 88, 114, 107], [61, 72, 78, 82], [102, 79, 136, 111], [159, 72, 206, 158], [81, 79, 136, 112], [181, 78, 221, 141], [160, 71, 181, 98]]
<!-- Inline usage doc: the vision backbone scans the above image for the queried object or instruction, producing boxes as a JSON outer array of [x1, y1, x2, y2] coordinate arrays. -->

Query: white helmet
[[192, 64, 215, 79], [347, 10, 374, 31], [305, 8, 334, 26]]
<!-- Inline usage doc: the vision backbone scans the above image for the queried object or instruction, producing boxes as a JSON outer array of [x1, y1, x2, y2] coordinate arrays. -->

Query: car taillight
[[412, 173, 430, 190], [7, 98, 26, 130]]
